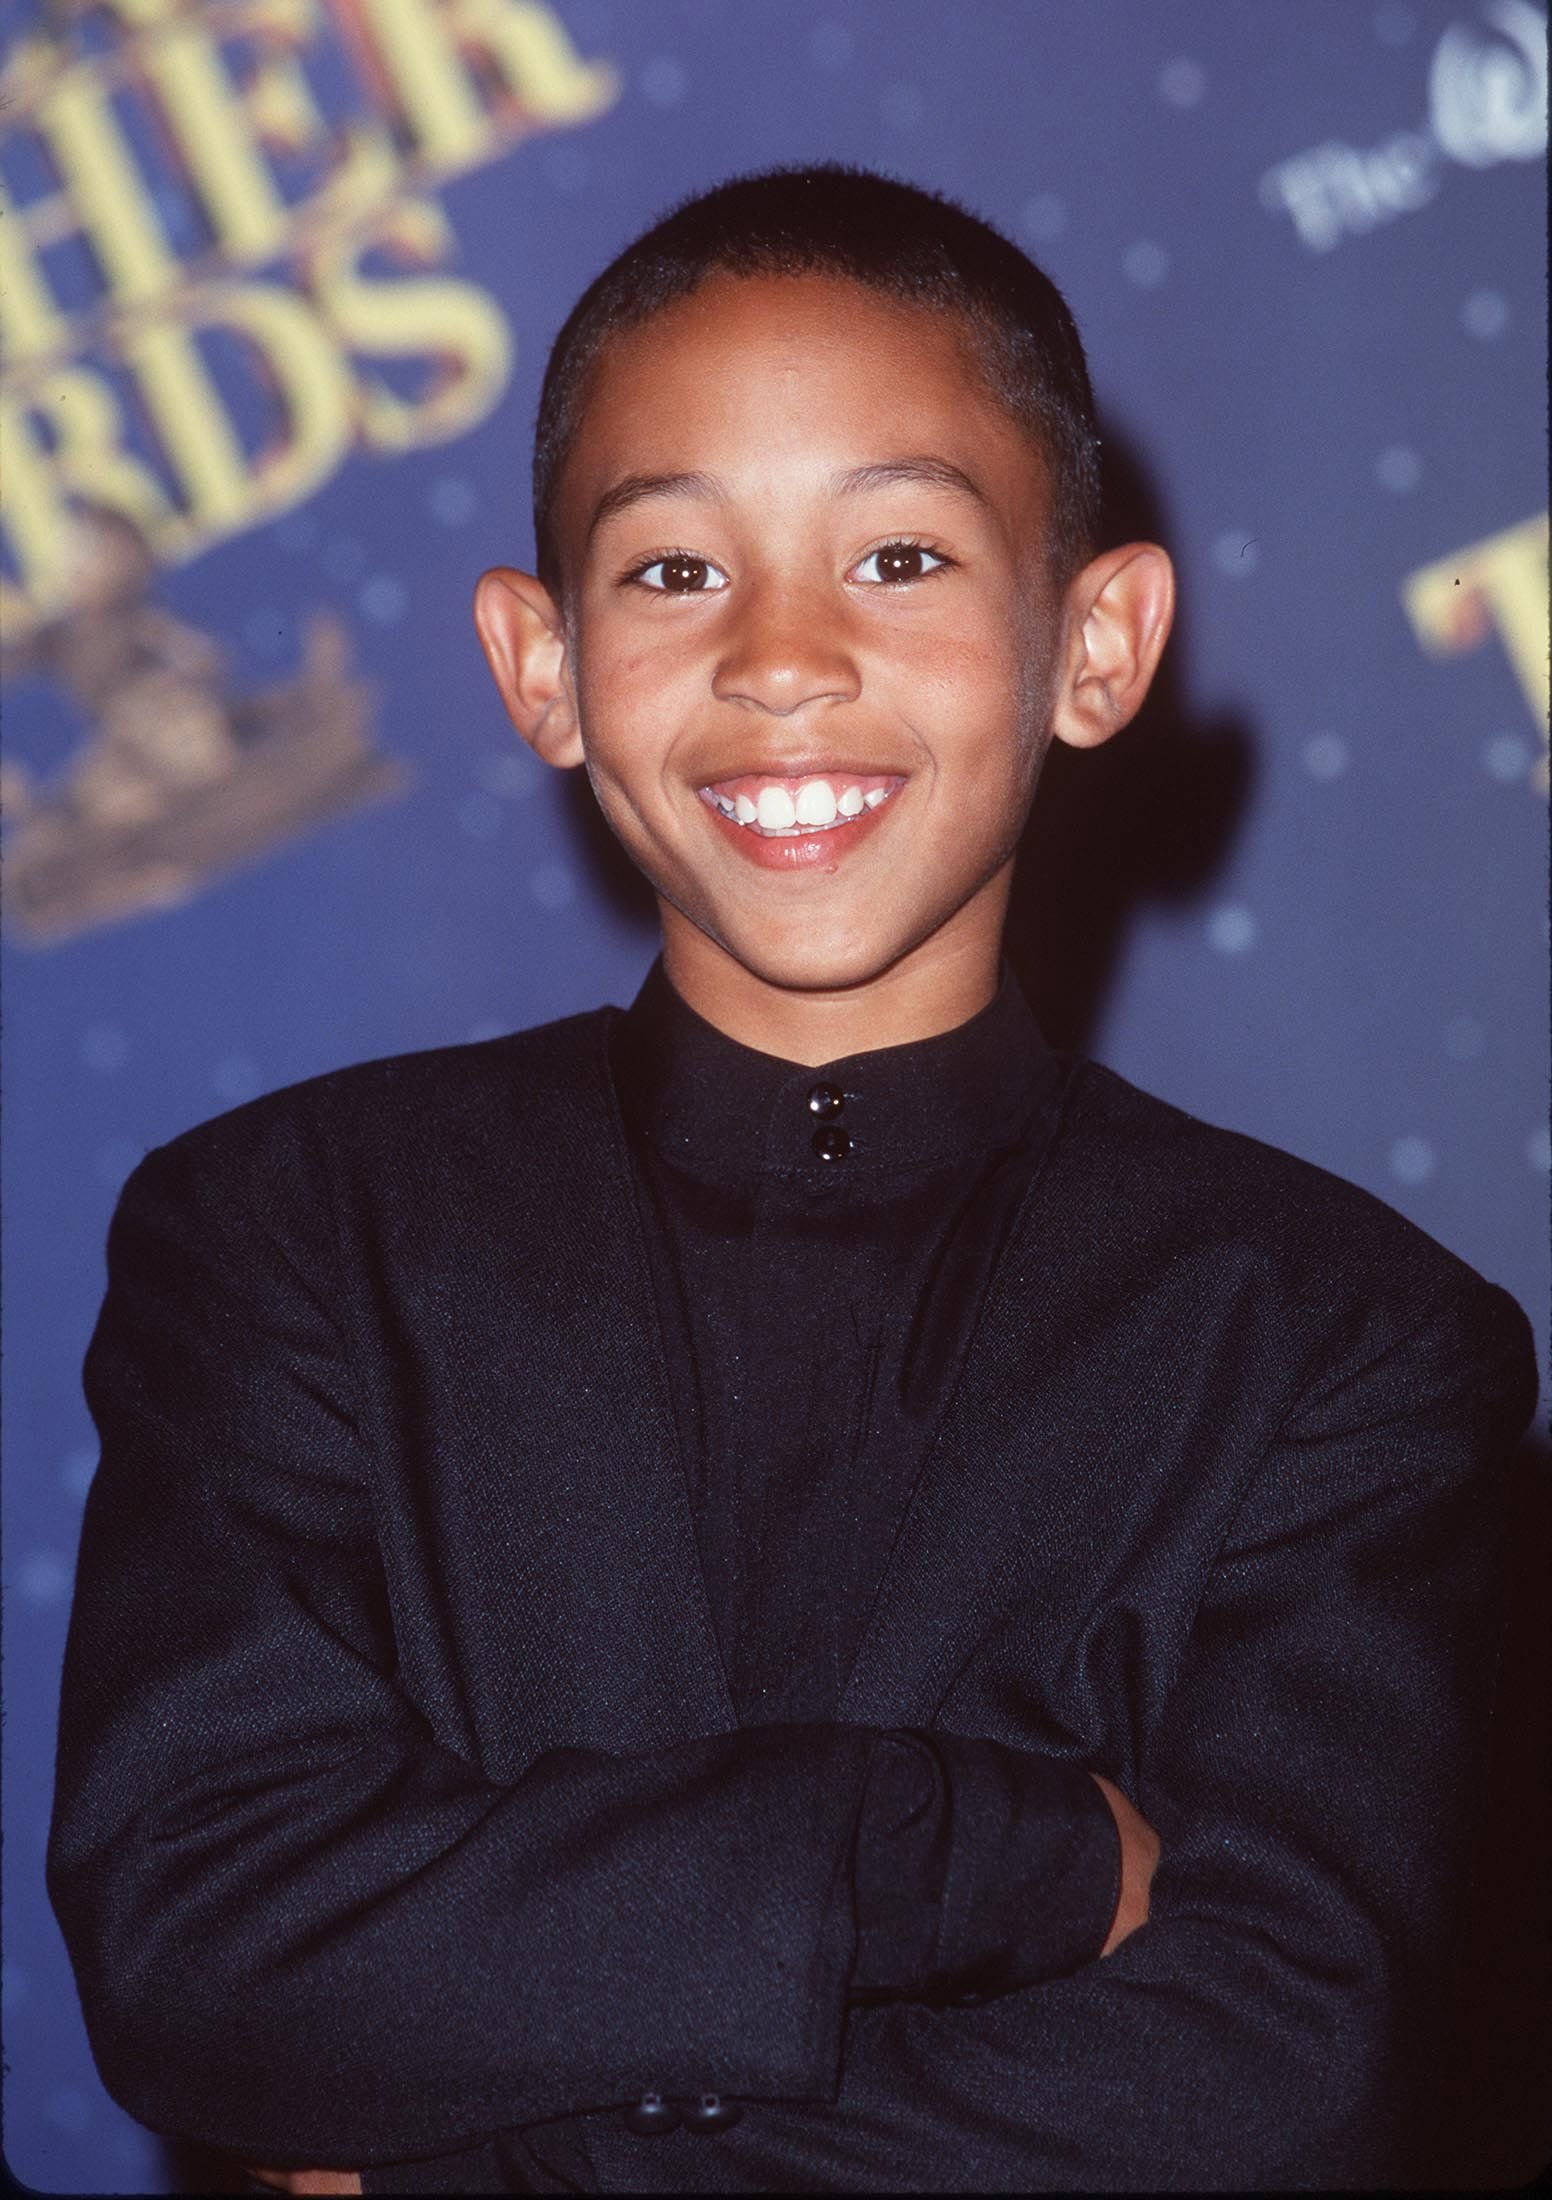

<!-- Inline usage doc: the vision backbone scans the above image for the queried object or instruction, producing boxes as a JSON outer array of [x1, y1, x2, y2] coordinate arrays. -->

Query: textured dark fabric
[[611, 958, 1064, 1722], [49, 1006, 1536, 2192], [847, 1733, 1120, 2004], [612, 958, 1117, 2001]]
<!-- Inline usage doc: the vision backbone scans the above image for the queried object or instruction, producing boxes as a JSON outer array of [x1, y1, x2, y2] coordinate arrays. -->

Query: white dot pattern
[[15, 1553, 70, 1605], [79, 1024, 129, 1073], [1158, 58, 1207, 108], [1207, 905, 1258, 954], [530, 861, 577, 911], [1020, 194, 1068, 241], [1375, 446, 1422, 494], [476, 751, 539, 798], [429, 476, 478, 526], [359, 575, 407, 625], [1212, 531, 1261, 578], [1462, 289, 1509, 340], [1388, 1135, 1437, 1185], [1484, 732, 1531, 783], [1302, 733, 1350, 781], [1123, 241, 1170, 288]]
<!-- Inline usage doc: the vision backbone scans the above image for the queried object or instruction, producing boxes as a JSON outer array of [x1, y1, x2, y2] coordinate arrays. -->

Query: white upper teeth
[[710, 778, 895, 833]]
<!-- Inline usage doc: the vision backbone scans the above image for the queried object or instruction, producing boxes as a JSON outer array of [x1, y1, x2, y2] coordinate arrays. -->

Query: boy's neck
[[658, 915, 1006, 1066]]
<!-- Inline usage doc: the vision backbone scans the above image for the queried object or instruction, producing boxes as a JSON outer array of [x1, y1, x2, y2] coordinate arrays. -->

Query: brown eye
[[876, 544, 923, 584], [855, 542, 947, 585], [637, 554, 724, 592]]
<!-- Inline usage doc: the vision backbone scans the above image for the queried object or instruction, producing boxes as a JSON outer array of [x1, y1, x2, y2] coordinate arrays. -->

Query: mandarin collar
[[609, 957, 1062, 1185]]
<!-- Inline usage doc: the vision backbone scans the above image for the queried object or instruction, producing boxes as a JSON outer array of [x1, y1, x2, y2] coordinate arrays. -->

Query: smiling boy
[[51, 168, 1535, 2195]]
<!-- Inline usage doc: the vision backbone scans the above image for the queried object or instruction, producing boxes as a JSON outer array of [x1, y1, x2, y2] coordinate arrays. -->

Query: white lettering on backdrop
[[1259, 0, 1546, 251]]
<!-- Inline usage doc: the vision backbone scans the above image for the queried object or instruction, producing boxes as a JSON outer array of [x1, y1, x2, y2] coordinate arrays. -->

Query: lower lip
[[700, 794, 899, 871]]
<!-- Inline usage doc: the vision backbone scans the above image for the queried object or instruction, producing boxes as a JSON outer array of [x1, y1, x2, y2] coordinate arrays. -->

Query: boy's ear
[[1049, 541, 1175, 752], [473, 567, 584, 769]]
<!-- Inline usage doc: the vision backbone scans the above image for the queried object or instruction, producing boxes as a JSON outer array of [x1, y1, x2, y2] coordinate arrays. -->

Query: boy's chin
[[689, 915, 933, 1002]]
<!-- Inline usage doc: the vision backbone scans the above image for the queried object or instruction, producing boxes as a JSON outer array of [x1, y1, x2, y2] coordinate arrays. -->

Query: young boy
[[50, 167, 1535, 2195]]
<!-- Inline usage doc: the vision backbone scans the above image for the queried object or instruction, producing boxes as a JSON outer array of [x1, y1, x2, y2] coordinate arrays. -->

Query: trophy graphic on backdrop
[[0, 509, 409, 946]]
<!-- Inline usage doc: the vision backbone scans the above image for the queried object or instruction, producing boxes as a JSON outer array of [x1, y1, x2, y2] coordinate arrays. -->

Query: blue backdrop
[[3, 2, 1546, 2191]]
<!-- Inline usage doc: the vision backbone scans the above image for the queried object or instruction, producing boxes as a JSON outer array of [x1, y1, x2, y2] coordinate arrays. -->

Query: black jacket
[[48, 1008, 1536, 2190]]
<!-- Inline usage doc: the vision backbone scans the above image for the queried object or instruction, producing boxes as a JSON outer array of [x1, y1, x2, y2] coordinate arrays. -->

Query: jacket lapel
[[373, 1010, 735, 1765], [837, 1064, 1104, 1728]]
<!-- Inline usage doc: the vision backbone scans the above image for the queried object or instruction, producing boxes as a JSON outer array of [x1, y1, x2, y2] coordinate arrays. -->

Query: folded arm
[[54, 1127, 1530, 2188], [243, 1780, 1159, 2195], [49, 1133, 1131, 2175], [717, 1280, 1535, 2192]]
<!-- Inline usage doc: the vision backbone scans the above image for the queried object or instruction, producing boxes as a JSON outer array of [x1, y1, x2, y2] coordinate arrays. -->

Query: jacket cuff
[[932, 1735, 1122, 1998], [849, 1732, 1122, 2004]]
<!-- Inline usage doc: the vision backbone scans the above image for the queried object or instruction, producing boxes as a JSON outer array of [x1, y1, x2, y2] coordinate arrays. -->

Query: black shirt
[[610, 960, 1119, 2003]]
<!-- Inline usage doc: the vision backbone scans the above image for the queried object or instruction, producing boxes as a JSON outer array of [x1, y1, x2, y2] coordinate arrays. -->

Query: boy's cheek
[[574, 620, 705, 702]]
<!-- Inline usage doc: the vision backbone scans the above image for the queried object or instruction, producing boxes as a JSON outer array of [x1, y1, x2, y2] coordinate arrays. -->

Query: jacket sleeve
[[46, 1124, 1113, 2172], [47, 1128, 876, 2168], [710, 1273, 1537, 2193]]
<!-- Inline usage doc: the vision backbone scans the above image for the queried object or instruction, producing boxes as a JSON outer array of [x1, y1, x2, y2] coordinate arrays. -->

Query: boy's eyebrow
[[584, 455, 989, 546], [834, 456, 991, 507], [586, 471, 723, 542]]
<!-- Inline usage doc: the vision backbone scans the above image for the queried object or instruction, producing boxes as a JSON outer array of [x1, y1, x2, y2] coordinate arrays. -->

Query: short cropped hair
[[532, 164, 1101, 593]]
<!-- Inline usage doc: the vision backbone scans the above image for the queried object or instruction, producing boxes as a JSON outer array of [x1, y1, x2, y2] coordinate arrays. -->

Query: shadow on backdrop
[[1437, 1426, 1552, 2188], [1005, 420, 1254, 1055]]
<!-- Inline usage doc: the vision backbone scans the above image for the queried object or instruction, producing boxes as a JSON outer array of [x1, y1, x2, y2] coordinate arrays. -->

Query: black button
[[806, 1081, 845, 1118], [811, 1125, 850, 1162], [624, 2092, 680, 2135], [684, 2093, 743, 2134]]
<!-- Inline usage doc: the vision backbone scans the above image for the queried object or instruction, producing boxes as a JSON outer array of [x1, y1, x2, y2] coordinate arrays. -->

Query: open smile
[[698, 771, 903, 832], [695, 771, 906, 871]]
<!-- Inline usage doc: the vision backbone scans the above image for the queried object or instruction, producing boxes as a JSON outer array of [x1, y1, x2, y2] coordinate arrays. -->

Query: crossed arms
[[48, 1125, 1535, 2189], [246, 1782, 1159, 2195]]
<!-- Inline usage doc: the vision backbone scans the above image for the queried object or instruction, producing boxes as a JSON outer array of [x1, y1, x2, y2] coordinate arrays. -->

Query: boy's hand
[[1090, 1774, 1160, 1956], [241, 2169, 362, 2194]]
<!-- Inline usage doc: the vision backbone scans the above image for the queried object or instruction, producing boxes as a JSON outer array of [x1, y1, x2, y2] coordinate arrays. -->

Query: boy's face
[[479, 272, 1170, 1052]]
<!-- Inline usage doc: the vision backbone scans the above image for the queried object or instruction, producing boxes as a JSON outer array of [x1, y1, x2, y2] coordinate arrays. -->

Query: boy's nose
[[711, 588, 862, 715]]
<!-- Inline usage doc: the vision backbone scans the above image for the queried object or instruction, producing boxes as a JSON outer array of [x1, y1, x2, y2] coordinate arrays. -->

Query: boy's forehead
[[557, 270, 1048, 524]]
